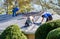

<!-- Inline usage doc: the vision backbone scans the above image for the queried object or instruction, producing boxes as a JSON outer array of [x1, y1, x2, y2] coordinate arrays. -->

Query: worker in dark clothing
[[41, 12, 53, 23], [12, 6, 19, 17], [25, 16, 34, 27]]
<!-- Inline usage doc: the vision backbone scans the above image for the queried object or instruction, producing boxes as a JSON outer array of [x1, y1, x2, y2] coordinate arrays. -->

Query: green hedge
[[0, 25, 27, 39], [46, 28, 60, 39], [35, 20, 60, 39]]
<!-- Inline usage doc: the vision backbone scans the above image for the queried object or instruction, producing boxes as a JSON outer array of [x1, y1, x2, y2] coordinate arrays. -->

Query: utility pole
[[5, 0, 8, 15], [7, 1, 8, 15]]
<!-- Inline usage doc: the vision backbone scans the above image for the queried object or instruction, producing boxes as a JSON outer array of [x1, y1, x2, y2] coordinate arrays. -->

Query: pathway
[[0, 13, 60, 34]]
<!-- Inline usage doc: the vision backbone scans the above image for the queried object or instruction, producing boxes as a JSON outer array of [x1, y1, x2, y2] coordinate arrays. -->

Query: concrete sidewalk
[[0, 14, 60, 34]]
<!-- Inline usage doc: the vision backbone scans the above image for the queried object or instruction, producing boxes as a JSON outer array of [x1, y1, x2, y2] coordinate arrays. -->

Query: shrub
[[0, 25, 27, 39], [46, 28, 60, 39], [35, 20, 60, 39]]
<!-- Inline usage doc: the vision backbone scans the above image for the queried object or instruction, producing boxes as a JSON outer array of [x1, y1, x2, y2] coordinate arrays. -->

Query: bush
[[46, 28, 60, 39], [35, 20, 60, 39], [0, 25, 27, 39]]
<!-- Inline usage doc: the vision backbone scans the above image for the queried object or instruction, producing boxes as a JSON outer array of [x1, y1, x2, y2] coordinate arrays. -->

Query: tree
[[32, 0, 60, 10], [0, 25, 27, 39]]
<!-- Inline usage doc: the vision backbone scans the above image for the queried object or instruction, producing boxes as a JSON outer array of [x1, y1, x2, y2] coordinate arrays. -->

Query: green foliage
[[46, 28, 60, 39], [0, 25, 27, 39], [35, 20, 60, 39]]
